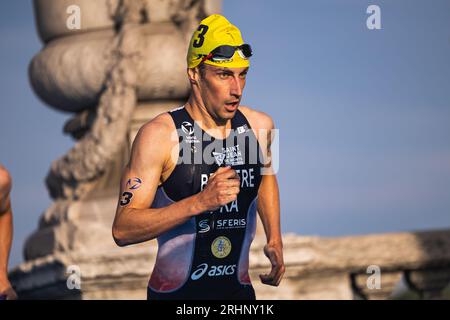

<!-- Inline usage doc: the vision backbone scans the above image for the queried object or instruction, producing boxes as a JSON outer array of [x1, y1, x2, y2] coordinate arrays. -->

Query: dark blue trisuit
[[147, 105, 263, 300]]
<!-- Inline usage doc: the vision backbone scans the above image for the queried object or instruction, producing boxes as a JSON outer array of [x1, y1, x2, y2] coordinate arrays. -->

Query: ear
[[187, 67, 200, 85]]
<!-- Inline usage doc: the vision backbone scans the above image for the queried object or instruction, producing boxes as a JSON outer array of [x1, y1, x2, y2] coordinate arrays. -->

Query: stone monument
[[12, 0, 223, 299]]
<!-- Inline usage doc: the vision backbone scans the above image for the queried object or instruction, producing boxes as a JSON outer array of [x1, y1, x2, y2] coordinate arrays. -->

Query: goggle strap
[[201, 53, 214, 63]]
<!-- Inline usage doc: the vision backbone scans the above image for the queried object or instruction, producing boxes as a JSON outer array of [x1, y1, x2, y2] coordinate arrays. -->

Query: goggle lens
[[204, 44, 253, 62]]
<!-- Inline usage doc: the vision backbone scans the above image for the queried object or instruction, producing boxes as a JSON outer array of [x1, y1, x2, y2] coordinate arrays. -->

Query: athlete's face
[[193, 64, 249, 121]]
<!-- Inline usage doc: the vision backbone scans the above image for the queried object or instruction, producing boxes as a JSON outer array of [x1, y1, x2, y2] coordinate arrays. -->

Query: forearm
[[0, 209, 13, 277], [257, 175, 282, 246], [113, 193, 205, 246]]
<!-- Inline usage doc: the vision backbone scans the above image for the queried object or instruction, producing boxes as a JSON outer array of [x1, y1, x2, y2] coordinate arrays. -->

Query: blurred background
[[0, 0, 449, 299]]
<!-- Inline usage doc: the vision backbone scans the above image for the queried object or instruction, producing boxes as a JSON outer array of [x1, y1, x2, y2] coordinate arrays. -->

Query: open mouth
[[224, 101, 239, 111]]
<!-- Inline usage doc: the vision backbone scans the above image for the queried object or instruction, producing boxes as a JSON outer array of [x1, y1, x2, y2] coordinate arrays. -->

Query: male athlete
[[0, 165, 17, 300], [113, 14, 284, 300]]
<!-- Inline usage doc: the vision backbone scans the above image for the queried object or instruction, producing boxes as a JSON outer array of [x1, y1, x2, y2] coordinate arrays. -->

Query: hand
[[259, 242, 285, 286], [196, 166, 240, 212], [0, 277, 17, 300]]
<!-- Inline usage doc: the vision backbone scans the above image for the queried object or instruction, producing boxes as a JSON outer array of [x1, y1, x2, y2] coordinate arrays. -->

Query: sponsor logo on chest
[[213, 144, 244, 166], [198, 218, 247, 234]]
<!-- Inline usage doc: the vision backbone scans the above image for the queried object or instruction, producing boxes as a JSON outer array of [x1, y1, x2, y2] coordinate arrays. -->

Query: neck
[[185, 94, 231, 139]]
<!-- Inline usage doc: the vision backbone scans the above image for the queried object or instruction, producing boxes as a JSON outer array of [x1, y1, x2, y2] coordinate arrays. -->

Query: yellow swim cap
[[187, 14, 250, 69]]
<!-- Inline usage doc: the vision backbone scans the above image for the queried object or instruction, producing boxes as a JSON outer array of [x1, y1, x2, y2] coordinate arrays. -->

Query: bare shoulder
[[132, 111, 177, 154], [129, 111, 177, 169], [239, 105, 275, 131], [136, 112, 174, 142], [0, 165, 12, 194]]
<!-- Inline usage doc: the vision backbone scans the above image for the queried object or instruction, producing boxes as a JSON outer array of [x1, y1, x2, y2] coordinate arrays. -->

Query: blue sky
[[1, 1, 449, 267]]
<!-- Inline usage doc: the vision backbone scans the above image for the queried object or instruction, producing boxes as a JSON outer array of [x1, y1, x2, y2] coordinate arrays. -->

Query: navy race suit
[[147, 105, 264, 300]]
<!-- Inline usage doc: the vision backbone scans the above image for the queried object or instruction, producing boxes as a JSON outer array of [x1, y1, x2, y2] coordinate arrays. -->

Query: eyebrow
[[214, 67, 249, 75], [216, 69, 234, 75]]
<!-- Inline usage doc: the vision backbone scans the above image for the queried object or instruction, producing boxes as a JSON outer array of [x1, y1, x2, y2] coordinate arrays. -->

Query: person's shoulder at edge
[[0, 165, 12, 195], [239, 105, 275, 132]]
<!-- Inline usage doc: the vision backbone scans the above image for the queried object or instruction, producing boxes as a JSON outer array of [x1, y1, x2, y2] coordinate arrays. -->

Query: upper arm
[[115, 113, 175, 214]]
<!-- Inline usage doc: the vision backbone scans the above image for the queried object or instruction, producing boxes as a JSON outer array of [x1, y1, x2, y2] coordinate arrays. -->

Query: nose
[[230, 75, 243, 98]]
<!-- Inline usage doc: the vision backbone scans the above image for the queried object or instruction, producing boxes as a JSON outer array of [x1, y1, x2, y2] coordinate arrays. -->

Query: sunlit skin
[[186, 64, 249, 138]]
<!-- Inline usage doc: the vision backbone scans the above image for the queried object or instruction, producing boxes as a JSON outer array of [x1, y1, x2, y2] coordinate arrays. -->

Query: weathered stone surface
[[30, 26, 191, 112], [34, 0, 118, 42], [34, 0, 222, 43]]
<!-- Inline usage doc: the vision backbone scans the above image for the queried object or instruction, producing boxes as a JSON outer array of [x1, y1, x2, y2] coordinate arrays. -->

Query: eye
[[219, 73, 230, 79], [239, 73, 248, 79]]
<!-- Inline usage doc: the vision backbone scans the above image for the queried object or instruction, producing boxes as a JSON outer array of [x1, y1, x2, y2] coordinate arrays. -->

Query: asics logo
[[190, 263, 236, 281]]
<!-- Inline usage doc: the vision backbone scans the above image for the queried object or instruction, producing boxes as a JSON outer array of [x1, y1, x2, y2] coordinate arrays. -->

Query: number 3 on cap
[[193, 24, 209, 48]]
